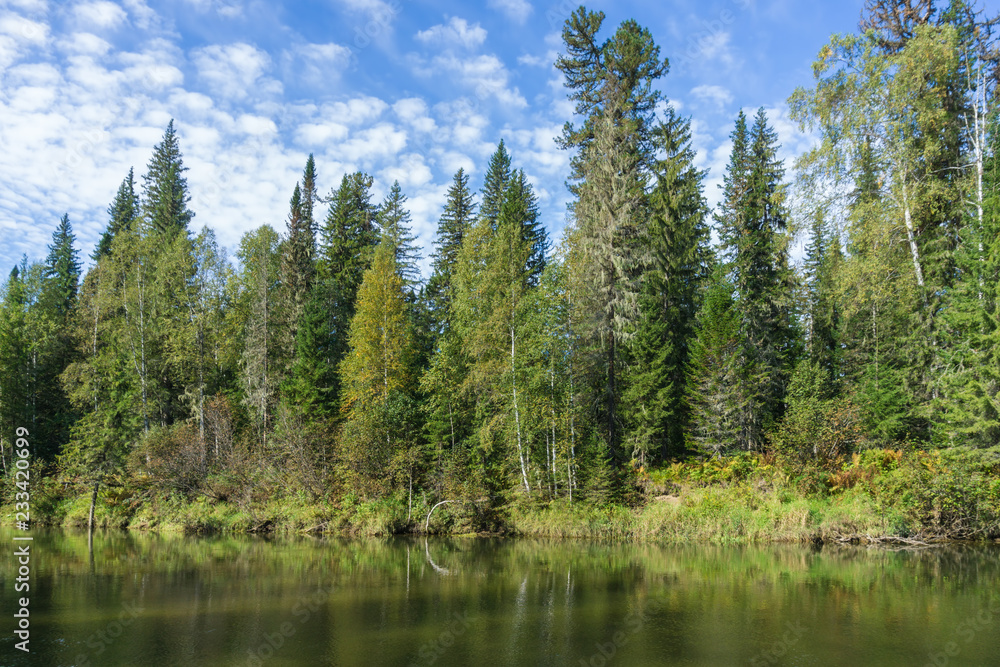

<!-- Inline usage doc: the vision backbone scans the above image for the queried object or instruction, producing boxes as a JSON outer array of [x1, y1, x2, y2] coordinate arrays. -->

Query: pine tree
[[95, 168, 138, 260], [142, 120, 193, 236], [566, 95, 647, 461], [556, 7, 669, 461]]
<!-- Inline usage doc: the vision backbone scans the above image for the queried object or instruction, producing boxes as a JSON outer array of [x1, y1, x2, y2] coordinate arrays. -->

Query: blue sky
[[0, 0, 875, 276]]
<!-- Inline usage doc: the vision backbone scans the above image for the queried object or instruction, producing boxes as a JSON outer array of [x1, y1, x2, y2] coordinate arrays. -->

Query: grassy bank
[[7, 446, 1000, 543]]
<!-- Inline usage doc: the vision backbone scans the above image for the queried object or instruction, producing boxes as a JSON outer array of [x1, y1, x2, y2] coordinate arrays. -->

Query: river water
[[1, 529, 998, 666]]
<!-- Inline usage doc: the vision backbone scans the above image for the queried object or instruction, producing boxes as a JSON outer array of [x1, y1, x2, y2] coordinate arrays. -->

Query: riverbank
[[7, 446, 1000, 544]]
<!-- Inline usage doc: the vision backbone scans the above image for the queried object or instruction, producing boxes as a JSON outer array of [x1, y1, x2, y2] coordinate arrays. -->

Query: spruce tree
[[427, 168, 477, 335], [280, 182, 315, 344], [44, 213, 81, 318], [376, 181, 421, 289], [802, 208, 841, 383], [316, 172, 379, 409], [625, 109, 709, 463], [687, 267, 741, 455], [95, 168, 139, 260], [480, 141, 513, 227], [300, 154, 319, 252], [715, 109, 794, 451], [142, 120, 193, 236], [0, 265, 30, 463], [509, 169, 547, 285]]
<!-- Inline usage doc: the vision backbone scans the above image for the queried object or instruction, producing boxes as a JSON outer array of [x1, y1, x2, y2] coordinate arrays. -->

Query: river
[[1, 529, 998, 666]]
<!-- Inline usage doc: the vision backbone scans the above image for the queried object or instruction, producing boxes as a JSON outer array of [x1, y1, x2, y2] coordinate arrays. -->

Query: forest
[[3, 1, 1000, 541]]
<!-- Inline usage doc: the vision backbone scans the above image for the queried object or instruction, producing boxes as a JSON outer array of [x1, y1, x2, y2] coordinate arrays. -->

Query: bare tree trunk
[[901, 177, 925, 289], [88, 481, 99, 533]]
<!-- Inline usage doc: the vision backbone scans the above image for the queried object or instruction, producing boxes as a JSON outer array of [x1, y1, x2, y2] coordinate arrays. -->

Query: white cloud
[[488, 0, 533, 24], [412, 53, 526, 108], [393, 97, 436, 133], [183, 0, 244, 18], [3, 0, 48, 11], [0, 0, 578, 277], [71, 1, 128, 30], [62, 32, 113, 55], [286, 42, 352, 86], [295, 121, 349, 146], [191, 43, 275, 101], [415, 17, 487, 50], [691, 84, 733, 108], [517, 52, 548, 67], [0, 15, 49, 44], [322, 96, 388, 124], [120, 0, 159, 30], [381, 152, 433, 189]]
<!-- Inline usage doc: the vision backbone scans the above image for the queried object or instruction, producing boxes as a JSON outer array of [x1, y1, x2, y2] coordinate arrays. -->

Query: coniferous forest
[[4, 2, 1000, 542]]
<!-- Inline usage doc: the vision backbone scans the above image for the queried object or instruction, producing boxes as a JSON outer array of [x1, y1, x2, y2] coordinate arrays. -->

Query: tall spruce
[[376, 181, 421, 289], [141, 120, 193, 236], [301, 154, 319, 251], [686, 267, 741, 455], [715, 109, 794, 451], [281, 183, 315, 340], [44, 213, 81, 318], [316, 171, 379, 409], [625, 109, 709, 463], [480, 141, 513, 227], [427, 168, 477, 334], [95, 168, 139, 260]]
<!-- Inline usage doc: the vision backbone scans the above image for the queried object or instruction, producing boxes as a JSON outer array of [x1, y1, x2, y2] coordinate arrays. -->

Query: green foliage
[[686, 268, 740, 455], [376, 180, 421, 288], [141, 119, 193, 236], [625, 108, 710, 464], [715, 108, 795, 451]]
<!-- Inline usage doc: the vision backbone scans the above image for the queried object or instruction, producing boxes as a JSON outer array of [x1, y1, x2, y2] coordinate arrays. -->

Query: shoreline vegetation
[[9, 447, 1000, 545], [4, 4, 1000, 551]]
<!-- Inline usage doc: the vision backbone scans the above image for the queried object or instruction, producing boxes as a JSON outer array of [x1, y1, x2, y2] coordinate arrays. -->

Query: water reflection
[[1, 529, 998, 666]]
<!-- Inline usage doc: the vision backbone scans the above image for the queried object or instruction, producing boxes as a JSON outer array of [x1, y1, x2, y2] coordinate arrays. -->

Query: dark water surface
[[1, 529, 999, 666]]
